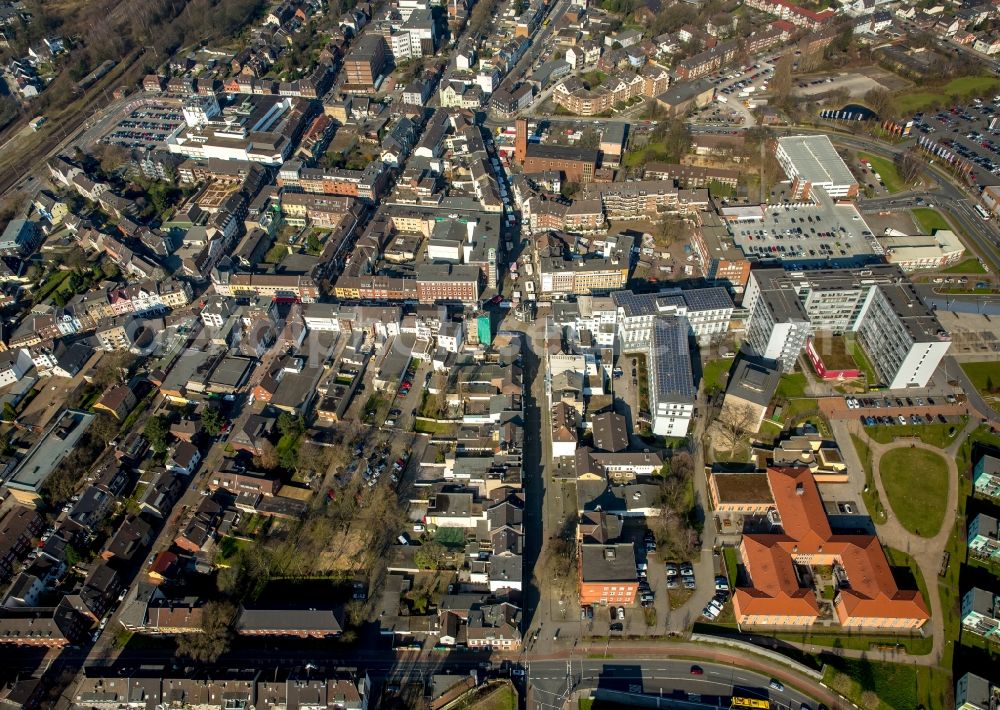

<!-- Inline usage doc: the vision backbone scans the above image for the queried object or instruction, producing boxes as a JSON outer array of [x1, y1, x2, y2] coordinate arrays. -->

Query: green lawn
[[822, 658, 949, 710], [864, 420, 963, 448], [701, 358, 734, 396], [879, 448, 949, 537], [777, 373, 808, 399], [859, 152, 906, 193], [782, 397, 823, 426], [960, 360, 1000, 403], [474, 684, 517, 710], [940, 257, 987, 274], [723, 546, 739, 586], [413, 419, 457, 435], [895, 76, 1000, 114], [773, 630, 932, 655], [847, 338, 878, 385], [911, 207, 951, 235], [853, 434, 887, 523]]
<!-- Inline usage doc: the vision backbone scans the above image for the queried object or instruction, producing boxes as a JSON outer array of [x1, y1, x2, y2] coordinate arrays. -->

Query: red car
[[690, 666, 703, 676]]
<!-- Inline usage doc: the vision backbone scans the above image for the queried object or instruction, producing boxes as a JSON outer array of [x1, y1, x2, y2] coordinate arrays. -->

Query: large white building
[[744, 265, 951, 388], [646, 317, 697, 438], [775, 135, 860, 200], [612, 287, 734, 345], [549, 287, 732, 438]]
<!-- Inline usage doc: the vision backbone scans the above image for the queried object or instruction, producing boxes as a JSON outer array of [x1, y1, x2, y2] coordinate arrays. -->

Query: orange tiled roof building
[[733, 467, 929, 629]]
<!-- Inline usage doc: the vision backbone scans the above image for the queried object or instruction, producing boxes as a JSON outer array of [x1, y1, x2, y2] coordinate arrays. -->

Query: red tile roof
[[734, 468, 929, 625]]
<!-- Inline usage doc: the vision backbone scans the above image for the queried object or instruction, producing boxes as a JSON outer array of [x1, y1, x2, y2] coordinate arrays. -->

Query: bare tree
[[864, 87, 897, 122], [718, 401, 759, 451], [770, 55, 794, 102], [175, 601, 236, 662], [895, 148, 923, 187]]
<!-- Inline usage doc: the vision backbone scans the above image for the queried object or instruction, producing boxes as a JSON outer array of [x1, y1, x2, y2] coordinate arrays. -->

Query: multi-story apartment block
[[743, 0, 835, 28], [956, 673, 1000, 710], [969, 513, 1000, 561], [579, 182, 709, 220], [552, 66, 670, 117], [343, 34, 388, 90], [743, 266, 950, 387], [277, 161, 388, 204], [212, 273, 320, 302], [645, 317, 697, 438], [961, 587, 1000, 638], [855, 282, 952, 389], [613, 287, 734, 344], [974, 455, 1000, 500]]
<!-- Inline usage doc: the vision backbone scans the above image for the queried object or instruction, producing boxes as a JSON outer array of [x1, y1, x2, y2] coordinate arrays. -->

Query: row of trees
[[652, 451, 700, 563]]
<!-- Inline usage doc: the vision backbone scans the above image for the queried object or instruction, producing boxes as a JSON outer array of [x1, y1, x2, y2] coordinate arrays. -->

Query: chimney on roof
[[795, 482, 804, 495]]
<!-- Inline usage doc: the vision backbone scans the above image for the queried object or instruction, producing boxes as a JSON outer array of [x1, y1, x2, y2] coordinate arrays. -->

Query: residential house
[[969, 513, 1000, 561], [961, 587, 1000, 638]]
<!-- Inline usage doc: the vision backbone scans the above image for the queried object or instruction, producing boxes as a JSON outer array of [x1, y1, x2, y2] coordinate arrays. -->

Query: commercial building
[[515, 118, 598, 183], [653, 79, 715, 118], [6, 410, 96, 503], [743, 266, 950, 388], [775, 135, 859, 200], [734, 467, 929, 629], [166, 95, 313, 166], [579, 543, 639, 606], [877, 229, 965, 272]]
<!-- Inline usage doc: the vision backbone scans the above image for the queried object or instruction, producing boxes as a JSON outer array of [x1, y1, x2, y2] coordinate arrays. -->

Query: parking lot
[[728, 191, 878, 264], [823, 393, 969, 421], [910, 96, 1000, 185], [100, 104, 185, 149]]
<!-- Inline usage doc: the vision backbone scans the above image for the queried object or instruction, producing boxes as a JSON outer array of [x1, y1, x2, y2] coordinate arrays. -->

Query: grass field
[[864, 420, 962, 448], [847, 338, 878, 385], [822, 657, 948, 710], [911, 208, 951, 235], [701, 358, 734, 395], [853, 434, 887, 523], [859, 152, 906, 193], [940, 257, 987, 274], [895, 76, 1000, 114], [776, 373, 808, 399], [960, 360, 1000, 405], [879, 448, 949, 537]]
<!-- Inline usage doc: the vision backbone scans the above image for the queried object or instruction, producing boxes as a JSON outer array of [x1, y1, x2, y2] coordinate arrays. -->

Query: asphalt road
[[529, 658, 819, 710]]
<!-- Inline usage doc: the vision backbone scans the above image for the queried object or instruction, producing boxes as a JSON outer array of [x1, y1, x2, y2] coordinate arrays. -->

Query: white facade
[[0, 349, 33, 387]]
